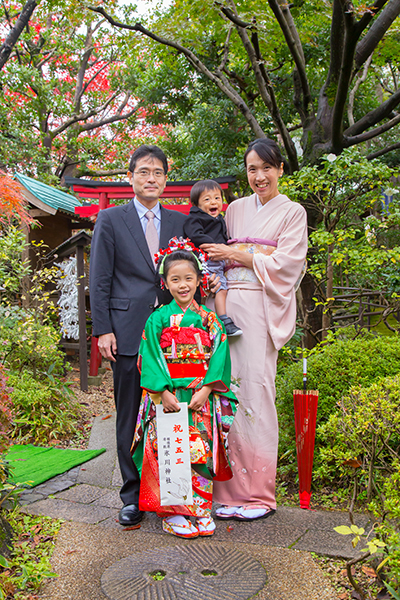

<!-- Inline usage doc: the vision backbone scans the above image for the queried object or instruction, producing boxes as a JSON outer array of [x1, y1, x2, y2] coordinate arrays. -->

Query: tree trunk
[[0, 0, 39, 71], [322, 246, 334, 339], [0, 514, 14, 558], [58, 124, 81, 184], [300, 273, 323, 348]]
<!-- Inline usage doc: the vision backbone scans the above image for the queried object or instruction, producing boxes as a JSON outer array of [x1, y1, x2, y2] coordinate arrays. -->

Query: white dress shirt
[[134, 198, 161, 237]]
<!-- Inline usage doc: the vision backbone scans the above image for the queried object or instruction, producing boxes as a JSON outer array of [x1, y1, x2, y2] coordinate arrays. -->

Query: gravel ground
[[40, 521, 338, 600], [61, 364, 115, 449], [70, 365, 115, 422], [39, 365, 367, 600]]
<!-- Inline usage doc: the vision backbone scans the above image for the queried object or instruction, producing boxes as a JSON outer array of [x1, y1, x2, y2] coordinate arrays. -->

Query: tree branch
[[345, 112, 400, 146], [89, 5, 266, 138], [219, 3, 298, 171], [266, 0, 313, 116], [221, 66, 259, 107], [344, 87, 400, 135], [81, 59, 112, 98], [80, 101, 137, 132], [353, 0, 388, 36], [367, 141, 400, 159], [50, 91, 119, 137], [218, 26, 233, 71], [325, 0, 345, 89], [0, 0, 39, 70], [77, 167, 127, 177], [252, 32, 299, 170], [73, 24, 94, 112], [331, 1, 358, 152], [347, 55, 372, 126], [215, 5, 252, 29], [354, 0, 398, 70]]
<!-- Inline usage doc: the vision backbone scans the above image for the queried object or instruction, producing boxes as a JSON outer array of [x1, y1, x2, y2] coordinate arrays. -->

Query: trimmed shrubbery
[[276, 333, 400, 466], [318, 374, 400, 494], [318, 374, 400, 593]]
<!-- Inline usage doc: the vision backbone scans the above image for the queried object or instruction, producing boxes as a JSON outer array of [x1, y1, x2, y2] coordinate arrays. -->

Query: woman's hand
[[201, 243, 231, 261], [161, 390, 181, 413], [188, 385, 213, 411], [201, 243, 254, 269]]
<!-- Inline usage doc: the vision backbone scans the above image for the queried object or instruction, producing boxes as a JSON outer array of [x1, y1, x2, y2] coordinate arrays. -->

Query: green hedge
[[276, 334, 400, 461], [318, 374, 400, 488], [8, 372, 78, 445]]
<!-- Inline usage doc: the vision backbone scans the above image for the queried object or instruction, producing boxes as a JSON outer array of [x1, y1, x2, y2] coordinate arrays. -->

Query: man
[[90, 145, 186, 526]]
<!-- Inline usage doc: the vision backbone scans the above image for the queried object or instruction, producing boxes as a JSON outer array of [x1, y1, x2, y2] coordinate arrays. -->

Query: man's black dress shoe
[[118, 504, 143, 526]]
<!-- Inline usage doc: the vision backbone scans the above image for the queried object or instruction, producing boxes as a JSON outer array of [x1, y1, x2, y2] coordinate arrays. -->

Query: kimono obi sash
[[160, 326, 211, 350], [225, 237, 277, 285], [167, 362, 207, 379], [160, 326, 210, 380]]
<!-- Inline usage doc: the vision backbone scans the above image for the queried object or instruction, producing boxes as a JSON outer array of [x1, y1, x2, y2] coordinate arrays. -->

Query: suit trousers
[[112, 354, 142, 506]]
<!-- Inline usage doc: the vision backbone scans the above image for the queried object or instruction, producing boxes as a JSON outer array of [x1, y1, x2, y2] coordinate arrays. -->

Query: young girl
[[132, 238, 238, 538]]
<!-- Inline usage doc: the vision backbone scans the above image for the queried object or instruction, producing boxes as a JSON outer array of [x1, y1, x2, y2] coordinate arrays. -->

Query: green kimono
[[132, 299, 238, 518]]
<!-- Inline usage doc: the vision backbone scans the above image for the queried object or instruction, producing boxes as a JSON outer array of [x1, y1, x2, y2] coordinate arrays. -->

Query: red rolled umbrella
[[293, 357, 319, 510]]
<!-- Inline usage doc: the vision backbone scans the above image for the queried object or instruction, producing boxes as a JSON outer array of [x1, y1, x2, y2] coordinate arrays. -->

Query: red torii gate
[[65, 175, 236, 379], [65, 176, 236, 218]]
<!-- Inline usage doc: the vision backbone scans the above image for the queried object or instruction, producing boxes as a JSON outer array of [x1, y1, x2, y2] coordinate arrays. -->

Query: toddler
[[184, 180, 242, 336]]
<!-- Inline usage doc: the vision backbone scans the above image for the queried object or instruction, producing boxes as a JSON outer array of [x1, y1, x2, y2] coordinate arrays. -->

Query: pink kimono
[[213, 193, 308, 509]]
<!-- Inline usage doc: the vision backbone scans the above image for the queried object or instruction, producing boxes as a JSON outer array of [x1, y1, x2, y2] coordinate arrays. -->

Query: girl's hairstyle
[[160, 250, 202, 280], [190, 179, 223, 206], [244, 138, 284, 170]]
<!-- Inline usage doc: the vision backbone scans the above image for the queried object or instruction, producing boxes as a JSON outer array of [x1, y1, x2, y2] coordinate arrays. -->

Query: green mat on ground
[[5, 444, 106, 487]]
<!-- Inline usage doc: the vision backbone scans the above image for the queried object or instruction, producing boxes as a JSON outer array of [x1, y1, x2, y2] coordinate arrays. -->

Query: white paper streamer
[[156, 403, 193, 506]]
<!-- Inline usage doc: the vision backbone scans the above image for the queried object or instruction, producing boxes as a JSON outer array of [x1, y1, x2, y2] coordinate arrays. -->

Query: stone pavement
[[19, 413, 371, 600]]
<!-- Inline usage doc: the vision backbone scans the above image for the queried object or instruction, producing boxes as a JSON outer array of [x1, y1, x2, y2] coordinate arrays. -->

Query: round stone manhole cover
[[101, 543, 267, 600]]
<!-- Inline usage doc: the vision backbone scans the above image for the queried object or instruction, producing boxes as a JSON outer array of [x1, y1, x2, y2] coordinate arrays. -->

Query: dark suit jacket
[[183, 205, 228, 246], [90, 200, 186, 355]]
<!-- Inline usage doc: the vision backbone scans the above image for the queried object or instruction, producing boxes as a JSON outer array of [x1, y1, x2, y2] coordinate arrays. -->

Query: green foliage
[[0, 311, 65, 378], [334, 524, 385, 555], [8, 371, 78, 445], [0, 227, 30, 303], [0, 366, 12, 457], [369, 462, 400, 591], [328, 384, 400, 597], [281, 150, 399, 285], [0, 3, 164, 179], [318, 375, 400, 493], [276, 333, 400, 465], [0, 509, 61, 598], [0, 365, 13, 486], [385, 583, 400, 600]]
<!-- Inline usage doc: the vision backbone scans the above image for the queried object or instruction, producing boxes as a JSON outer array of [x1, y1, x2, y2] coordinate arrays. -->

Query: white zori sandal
[[195, 516, 216, 537], [215, 506, 241, 520], [234, 506, 275, 521], [162, 516, 199, 538]]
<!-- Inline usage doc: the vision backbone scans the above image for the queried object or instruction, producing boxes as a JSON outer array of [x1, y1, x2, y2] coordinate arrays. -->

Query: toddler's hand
[[161, 390, 180, 413], [188, 385, 213, 411], [207, 273, 221, 295]]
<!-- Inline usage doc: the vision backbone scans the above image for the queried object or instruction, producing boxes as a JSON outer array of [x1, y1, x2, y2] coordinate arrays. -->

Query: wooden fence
[[331, 286, 400, 332]]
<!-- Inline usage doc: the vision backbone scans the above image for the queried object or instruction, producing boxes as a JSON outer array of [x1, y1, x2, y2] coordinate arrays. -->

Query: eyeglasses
[[134, 169, 166, 179]]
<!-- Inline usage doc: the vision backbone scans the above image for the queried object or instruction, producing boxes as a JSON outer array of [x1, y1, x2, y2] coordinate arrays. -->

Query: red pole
[[89, 336, 102, 376], [99, 191, 108, 210]]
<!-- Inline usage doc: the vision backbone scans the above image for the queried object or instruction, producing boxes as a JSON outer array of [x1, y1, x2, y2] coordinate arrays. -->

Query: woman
[[202, 138, 308, 520]]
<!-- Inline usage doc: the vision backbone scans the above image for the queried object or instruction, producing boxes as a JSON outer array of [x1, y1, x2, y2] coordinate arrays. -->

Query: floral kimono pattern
[[132, 299, 238, 518]]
